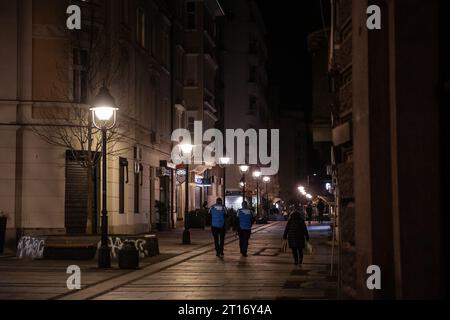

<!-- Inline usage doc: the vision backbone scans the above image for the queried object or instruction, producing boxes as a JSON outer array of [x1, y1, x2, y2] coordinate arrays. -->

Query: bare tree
[[30, 1, 133, 234]]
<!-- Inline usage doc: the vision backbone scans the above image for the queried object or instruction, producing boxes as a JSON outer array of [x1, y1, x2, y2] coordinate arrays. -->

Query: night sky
[[257, 0, 330, 120]]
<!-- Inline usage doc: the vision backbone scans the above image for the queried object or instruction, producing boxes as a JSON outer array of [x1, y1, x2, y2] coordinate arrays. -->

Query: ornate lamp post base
[[98, 246, 111, 268]]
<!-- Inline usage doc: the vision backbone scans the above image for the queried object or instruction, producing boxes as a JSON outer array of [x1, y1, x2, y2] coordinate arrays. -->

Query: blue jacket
[[237, 208, 255, 230], [209, 204, 227, 228]]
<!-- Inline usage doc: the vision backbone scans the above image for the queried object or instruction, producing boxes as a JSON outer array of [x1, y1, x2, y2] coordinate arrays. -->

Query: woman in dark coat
[[283, 211, 310, 265]]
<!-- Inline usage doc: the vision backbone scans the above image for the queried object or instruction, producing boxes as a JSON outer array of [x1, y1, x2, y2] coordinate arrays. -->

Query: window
[[186, 2, 196, 30], [248, 96, 257, 115], [134, 164, 143, 214], [119, 158, 129, 214], [121, 0, 130, 26], [162, 32, 170, 68], [249, 34, 258, 54], [136, 8, 146, 48], [151, 22, 157, 56], [73, 48, 88, 103], [176, 49, 184, 81], [185, 55, 198, 86], [249, 10, 256, 22], [187, 116, 195, 133], [249, 65, 257, 82], [162, 98, 170, 139]]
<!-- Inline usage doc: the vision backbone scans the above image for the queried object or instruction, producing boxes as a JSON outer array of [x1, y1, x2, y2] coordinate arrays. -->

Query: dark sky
[[257, 0, 329, 118]]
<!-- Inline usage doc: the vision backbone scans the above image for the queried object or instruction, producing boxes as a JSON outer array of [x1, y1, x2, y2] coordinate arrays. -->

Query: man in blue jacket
[[209, 198, 227, 257], [236, 201, 256, 257]]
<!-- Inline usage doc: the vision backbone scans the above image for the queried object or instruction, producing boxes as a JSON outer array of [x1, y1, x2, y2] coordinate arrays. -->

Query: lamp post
[[263, 176, 270, 219], [239, 165, 249, 202], [90, 86, 118, 269], [219, 157, 231, 203], [252, 169, 262, 218], [180, 143, 193, 245]]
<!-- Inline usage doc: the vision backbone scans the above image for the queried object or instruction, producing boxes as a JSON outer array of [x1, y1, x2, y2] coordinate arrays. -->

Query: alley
[[0, 222, 337, 300]]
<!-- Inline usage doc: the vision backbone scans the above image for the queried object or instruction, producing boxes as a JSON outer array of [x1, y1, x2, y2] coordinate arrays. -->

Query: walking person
[[209, 198, 227, 258], [306, 202, 313, 226], [283, 211, 310, 265], [317, 198, 325, 224], [235, 201, 256, 257]]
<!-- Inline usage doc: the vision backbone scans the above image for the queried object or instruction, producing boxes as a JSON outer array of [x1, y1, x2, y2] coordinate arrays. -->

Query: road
[[0, 221, 337, 300]]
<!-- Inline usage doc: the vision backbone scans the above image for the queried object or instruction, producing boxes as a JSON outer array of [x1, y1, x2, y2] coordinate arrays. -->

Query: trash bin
[[118, 241, 139, 270], [0, 214, 7, 255]]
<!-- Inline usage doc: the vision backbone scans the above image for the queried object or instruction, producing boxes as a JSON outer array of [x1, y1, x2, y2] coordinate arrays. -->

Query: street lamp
[[252, 169, 262, 217], [263, 176, 271, 219], [180, 143, 193, 245], [91, 85, 118, 269], [239, 165, 249, 202], [219, 156, 231, 203]]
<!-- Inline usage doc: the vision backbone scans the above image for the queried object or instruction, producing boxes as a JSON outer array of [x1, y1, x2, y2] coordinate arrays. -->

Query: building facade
[[330, 0, 446, 299], [308, 28, 333, 196], [221, 0, 278, 209], [0, 0, 226, 246], [181, 0, 225, 211]]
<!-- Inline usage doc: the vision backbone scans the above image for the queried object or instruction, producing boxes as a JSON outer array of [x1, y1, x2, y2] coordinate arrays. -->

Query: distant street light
[[219, 157, 231, 165], [253, 169, 262, 217], [218, 156, 231, 202], [239, 165, 250, 202], [263, 176, 271, 219], [91, 85, 118, 269]]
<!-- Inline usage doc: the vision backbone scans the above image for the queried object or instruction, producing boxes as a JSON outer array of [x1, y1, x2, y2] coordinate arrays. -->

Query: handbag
[[281, 239, 287, 253], [304, 241, 313, 255]]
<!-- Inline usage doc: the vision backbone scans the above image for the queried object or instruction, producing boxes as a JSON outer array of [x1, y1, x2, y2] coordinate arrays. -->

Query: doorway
[[64, 151, 100, 234]]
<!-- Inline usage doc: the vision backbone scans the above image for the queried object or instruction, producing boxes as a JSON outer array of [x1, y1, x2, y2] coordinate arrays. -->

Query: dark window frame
[[73, 48, 88, 103], [185, 1, 196, 30], [119, 157, 129, 214]]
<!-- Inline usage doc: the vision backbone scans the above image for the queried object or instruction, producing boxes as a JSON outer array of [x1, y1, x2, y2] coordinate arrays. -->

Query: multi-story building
[[329, 0, 445, 299], [308, 28, 333, 195], [221, 0, 275, 209], [0, 0, 228, 245], [181, 0, 225, 211]]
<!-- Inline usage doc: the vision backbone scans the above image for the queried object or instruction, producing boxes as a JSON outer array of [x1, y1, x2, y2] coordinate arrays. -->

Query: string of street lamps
[[297, 185, 313, 200]]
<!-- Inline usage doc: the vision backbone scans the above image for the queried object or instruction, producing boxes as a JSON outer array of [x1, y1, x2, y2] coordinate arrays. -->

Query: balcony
[[338, 0, 352, 25], [204, 99, 217, 114], [339, 81, 352, 115], [335, 36, 352, 70]]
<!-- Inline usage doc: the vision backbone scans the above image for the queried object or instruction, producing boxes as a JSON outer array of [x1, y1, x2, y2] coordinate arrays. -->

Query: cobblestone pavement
[[0, 221, 337, 300]]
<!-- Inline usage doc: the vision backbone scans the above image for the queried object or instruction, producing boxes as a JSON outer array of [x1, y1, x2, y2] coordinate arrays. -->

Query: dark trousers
[[212, 227, 225, 255], [238, 229, 251, 255], [291, 247, 304, 264]]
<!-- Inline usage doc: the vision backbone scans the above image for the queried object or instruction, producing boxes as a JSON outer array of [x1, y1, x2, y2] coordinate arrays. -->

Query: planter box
[[16, 234, 160, 260], [44, 245, 97, 260]]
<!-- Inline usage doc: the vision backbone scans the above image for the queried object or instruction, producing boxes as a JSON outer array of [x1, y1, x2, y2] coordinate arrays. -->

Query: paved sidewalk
[[0, 222, 337, 300]]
